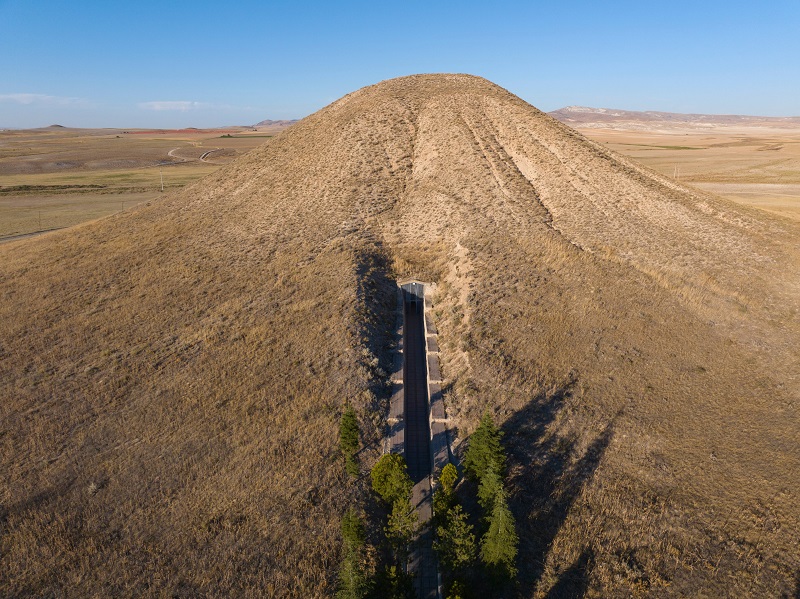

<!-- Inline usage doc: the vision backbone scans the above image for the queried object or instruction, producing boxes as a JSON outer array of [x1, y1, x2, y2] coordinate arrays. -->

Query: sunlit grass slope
[[2, 74, 798, 597]]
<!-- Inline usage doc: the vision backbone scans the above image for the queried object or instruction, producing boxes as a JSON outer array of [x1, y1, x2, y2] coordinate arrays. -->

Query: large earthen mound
[[2, 74, 798, 597]]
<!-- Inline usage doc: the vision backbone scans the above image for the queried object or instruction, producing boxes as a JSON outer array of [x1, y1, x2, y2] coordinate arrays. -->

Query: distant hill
[[550, 105, 800, 129], [252, 118, 299, 128]]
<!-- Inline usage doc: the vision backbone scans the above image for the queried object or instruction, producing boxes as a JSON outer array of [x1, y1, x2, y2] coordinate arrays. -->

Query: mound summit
[[2, 74, 799, 597]]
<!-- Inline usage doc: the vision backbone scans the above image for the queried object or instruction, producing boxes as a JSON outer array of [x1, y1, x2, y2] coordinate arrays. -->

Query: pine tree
[[337, 551, 368, 599], [340, 403, 360, 477], [444, 579, 469, 599], [370, 453, 413, 505], [369, 565, 415, 599], [480, 486, 518, 582], [434, 504, 476, 572], [341, 508, 365, 552], [337, 509, 368, 599], [433, 463, 459, 521], [440, 462, 458, 493], [386, 497, 418, 548], [477, 460, 502, 510], [463, 412, 506, 483]]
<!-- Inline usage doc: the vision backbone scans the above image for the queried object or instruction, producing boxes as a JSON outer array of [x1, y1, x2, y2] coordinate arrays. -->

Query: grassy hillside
[[2, 74, 798, 597]]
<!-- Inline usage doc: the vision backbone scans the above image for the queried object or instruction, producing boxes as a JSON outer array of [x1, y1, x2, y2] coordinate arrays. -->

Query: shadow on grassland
[[502, 386, 615, 598], [352, 238, 400, 427], [544, 547, 594, 599], [791, 575, 800, 599]]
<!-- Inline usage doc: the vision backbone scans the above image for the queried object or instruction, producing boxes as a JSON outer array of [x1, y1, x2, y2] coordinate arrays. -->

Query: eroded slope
[[1, 74, 798, 597]]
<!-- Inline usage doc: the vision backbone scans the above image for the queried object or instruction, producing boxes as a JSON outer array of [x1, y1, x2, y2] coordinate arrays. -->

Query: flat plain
[[0, 124, 289, 240], [580, 128, 800, 221], [548, 108, 800, 222]]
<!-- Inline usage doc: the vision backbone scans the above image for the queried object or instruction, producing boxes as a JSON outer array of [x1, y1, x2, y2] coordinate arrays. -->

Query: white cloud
[[138, 101, 209, 112], [0, 93, 86, 106]]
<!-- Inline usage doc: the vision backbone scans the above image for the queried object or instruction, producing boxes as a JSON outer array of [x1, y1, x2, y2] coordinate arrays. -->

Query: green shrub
[[370, 453, 413, 505]]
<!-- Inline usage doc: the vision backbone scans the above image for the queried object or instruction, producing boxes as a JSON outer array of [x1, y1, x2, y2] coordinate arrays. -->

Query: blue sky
[[1, 0, 798, 128]]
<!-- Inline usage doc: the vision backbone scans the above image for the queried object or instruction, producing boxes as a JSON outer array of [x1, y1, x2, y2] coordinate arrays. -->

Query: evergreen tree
[[340, 403, 360, 477], [480, 486, 518, 582], [337, 551, 368, 599], [386, 497, 418, 548], [337, 509, 368, 599], [440, 462, 458, 493], [434, 504, 476, 572], [463, 412, 506, 483], [477, 461, 502, 510], [341, 508, 366, 552], [370, 453, 413, 505], [445, 579, 470, 599], [433, 463, 459, 521], [369, 565, 415, 599]]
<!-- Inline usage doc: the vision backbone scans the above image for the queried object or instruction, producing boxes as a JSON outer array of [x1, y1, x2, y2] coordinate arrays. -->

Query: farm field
[[568, 126, 800, 221], [0, 125, 290, 240]]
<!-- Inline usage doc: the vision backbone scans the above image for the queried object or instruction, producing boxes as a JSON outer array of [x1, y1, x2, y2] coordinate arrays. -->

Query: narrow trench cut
[[403, 283, 431, 483], [397, 281, 442, 599]]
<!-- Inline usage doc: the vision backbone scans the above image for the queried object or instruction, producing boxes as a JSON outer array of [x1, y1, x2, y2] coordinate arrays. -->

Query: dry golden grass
[[569, 126, 800, 222], [0, 126, 285, 240], [1, 74, 799, 597]]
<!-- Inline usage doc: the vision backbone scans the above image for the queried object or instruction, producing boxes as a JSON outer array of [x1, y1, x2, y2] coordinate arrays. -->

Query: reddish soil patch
[[128, 129, 234, 135]]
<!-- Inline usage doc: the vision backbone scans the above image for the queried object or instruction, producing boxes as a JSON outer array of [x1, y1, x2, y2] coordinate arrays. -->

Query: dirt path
[[166, 147, 190, 162], [165, 147, 222, 163], [0, 227, 67, 244]]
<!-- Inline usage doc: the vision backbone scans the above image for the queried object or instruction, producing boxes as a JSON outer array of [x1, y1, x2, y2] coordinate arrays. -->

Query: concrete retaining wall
[[422, 285, 450, 479]]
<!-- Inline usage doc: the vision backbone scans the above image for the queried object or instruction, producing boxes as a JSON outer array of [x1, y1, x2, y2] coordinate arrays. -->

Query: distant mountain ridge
[[252, 118, 299, 127], [549, 105, 800, 129]]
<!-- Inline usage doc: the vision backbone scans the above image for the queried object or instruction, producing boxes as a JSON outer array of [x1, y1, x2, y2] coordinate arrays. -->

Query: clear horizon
[[2, 0, 799, 129]]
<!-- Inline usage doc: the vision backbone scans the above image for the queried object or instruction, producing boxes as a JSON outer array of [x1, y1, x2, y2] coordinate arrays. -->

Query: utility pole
[[160, 169, 164, 192]]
